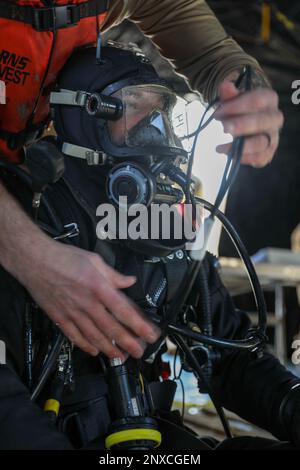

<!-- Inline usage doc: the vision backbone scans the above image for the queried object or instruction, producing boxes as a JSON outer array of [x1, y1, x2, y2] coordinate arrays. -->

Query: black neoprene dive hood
[[50, 43, 186, 160], [49, 43, 196, 257]]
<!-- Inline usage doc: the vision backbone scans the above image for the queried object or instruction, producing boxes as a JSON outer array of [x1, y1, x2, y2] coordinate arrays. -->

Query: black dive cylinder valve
[[104, 358, 162, 451]]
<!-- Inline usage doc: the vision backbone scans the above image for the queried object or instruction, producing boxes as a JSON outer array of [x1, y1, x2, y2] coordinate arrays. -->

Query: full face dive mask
[[50, 43, 197, 256]]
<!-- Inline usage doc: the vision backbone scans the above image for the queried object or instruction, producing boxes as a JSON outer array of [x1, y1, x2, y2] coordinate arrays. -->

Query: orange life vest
[[0, 0, 109, 163]]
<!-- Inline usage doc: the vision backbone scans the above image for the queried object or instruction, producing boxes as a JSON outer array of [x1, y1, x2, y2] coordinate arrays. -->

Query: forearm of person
[[0, 179, 51, 284], [117, 0, 265, 102], [0, 179, 160, 359]]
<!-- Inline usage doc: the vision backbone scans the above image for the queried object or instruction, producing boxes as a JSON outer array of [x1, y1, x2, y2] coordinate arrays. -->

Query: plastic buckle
[[33, 7, 53, 32], [55, 5, 79, 29], [86, 150, 107, 166], [33, 5, 78, 31]]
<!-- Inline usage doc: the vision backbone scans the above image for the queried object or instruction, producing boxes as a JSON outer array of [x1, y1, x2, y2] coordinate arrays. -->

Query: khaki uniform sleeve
[[103, 0, 264, 103]]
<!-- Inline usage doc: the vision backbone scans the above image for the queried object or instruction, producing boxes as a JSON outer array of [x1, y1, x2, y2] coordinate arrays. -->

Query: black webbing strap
[[0, 119, 49, 150], [0, 0, 110, 32], [164, 253, 188, 302]]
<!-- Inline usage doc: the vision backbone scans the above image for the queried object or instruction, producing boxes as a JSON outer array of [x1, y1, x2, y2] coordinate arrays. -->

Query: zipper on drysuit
[[146, 276, 167, 307]]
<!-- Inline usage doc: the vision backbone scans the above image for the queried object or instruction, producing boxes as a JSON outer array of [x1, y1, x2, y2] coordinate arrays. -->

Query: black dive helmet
[[50, 43, 196, 256]]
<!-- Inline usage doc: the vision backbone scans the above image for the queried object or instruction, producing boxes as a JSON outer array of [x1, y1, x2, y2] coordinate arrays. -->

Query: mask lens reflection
[[108, 85, 189, 153]]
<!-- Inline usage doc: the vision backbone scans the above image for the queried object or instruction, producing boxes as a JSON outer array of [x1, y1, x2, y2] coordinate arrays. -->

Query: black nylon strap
[[0, 0, 109, 31], [0, 119, 49, 150], [165, 254, 188, 302]]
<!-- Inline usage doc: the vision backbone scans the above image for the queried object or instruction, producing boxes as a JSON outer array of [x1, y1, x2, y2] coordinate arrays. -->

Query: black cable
[[168, 190, 268, 439], [167, 207, 265, 341], [31, 318, 54, 387], [173, 346, 185, 418], [169, 69, 252, 349], [211, 138, 245, 218], [24, 302, 33, 390], [178, 376, 185, 419], [146, 195, 267, 359], [168, 324, 263, 350], [195, 196, 267, 332], [186, 66, 251, 211], [173, 334, 232, 439], [186, 97, 219, 203], [173, 346, 179, 379], [30, 331, 64, 401]]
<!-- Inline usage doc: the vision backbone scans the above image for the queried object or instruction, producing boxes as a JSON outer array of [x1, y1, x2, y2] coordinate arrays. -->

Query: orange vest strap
[[0, 1, 109, 160], [0, 0, 110, 31]]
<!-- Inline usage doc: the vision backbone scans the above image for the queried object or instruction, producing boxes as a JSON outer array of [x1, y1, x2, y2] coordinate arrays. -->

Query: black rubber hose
[[30, 331, 64, 401], [173, 334, 232, 439], [146, 198, 267, 358], [167, 324, 263, 350], [196, 197, 267, 332]]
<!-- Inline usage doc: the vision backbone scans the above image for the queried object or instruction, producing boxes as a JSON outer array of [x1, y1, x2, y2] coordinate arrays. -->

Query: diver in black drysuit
[[0, 155, 300, 451]]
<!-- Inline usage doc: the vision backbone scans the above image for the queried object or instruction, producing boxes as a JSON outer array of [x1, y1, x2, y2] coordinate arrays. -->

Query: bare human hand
[[215, 75, 284, 168], [21, 240, 161, 361]]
